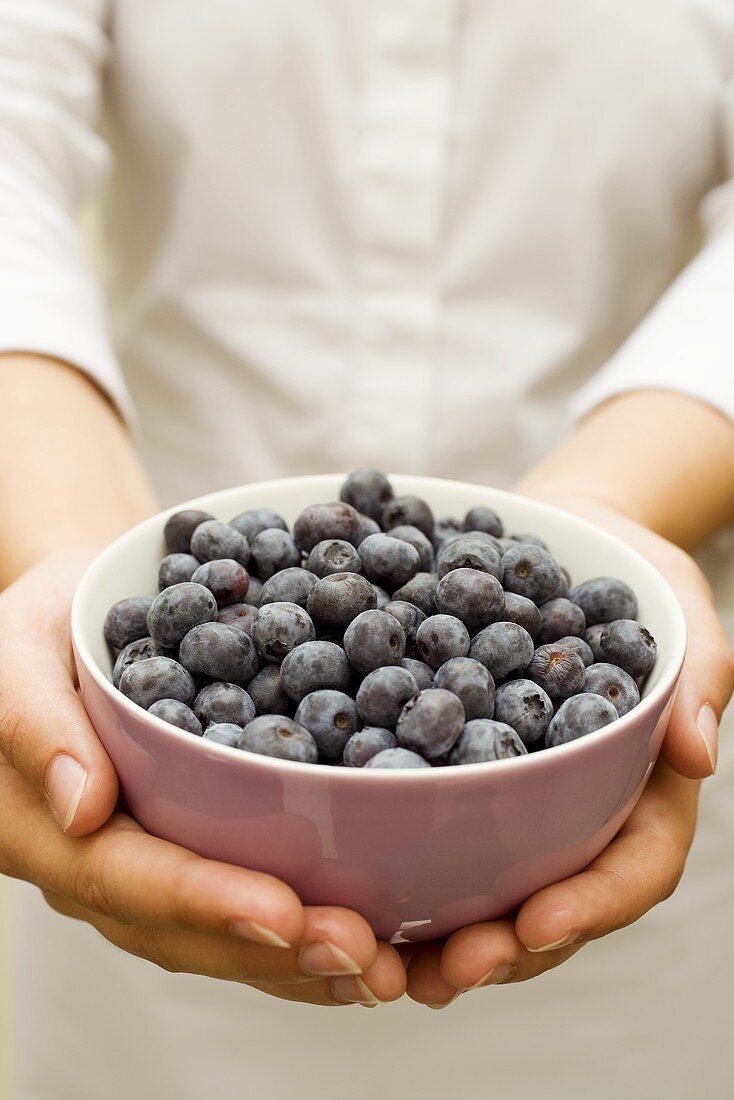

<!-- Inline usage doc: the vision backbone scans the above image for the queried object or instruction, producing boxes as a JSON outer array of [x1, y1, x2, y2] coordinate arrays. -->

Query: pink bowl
[[72, 475, 686, 943]]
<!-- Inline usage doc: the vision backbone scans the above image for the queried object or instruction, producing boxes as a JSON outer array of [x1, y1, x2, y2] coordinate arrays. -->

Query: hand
[[0, 552, 406, 1007], [404, 499, 734, 1006]]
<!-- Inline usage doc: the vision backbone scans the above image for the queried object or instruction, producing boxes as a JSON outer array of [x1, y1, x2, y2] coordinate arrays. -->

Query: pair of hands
[[0, 501, 731, 1008]]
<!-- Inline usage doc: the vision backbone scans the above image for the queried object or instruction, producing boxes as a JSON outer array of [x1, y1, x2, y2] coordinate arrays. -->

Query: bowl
[[71, 475, 686, 943]]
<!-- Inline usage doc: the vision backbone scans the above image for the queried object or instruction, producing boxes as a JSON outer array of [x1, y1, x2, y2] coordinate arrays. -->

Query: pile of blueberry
[[104, 470, 657, 769]]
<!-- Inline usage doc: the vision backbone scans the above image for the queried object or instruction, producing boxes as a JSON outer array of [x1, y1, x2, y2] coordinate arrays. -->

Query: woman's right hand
[[0, 552, 405, 1007]]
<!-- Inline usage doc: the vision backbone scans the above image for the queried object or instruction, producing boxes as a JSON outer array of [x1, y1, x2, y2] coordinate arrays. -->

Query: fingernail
[[466, 962, 514, 989], [426, 990, 462, 1010], [331, 975, 380, 1005], [526, 931, 582, 953], [230, 920, 291, 949], [697, 704, 718, 775], [45, 754, 87, 832], [300, 940, 362, 977]]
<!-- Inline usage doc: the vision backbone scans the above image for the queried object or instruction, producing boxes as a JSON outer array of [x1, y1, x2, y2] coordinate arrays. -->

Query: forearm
[[0, 354, 156, 586], [516, 390, 734, 550]]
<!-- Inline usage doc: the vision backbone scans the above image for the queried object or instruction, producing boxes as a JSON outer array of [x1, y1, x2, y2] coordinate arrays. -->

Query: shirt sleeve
[[571, 83, 734, 427], [0, 0, 135, 425]]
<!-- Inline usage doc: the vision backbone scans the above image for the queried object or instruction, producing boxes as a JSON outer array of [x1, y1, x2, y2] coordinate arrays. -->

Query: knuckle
[[0, 696, 31, 770], [123, 927, 181, 974]]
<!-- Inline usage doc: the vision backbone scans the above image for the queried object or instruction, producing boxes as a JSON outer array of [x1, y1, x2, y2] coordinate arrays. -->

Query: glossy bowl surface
[[72, 475, 686, 943]]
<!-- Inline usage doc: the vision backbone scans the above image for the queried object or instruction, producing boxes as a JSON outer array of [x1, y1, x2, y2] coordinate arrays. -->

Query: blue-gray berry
[[307, 539, 362, 578], [238, 716, 318, 763], [193, 682, 256, 728], [545, 694, 618, 748], [569, 577, 638, 626], [178, 622, 259, 684], [164, 509, 214, 554], [342, 727, 398, 767], [343, 609, 406, 674], [119, 656, 196, 710], [597, 619, 657, 677], [294, 690, 359, 759], [501, 544, 561, 605], [526, 643, 586, 698], [469, 622, 534, 680], [148, 698, 203, 736], [364, 748, 431, 769], [190, 520, 250, 567], [146, 583, 217, 648], [583, 662, 640, 716], [252, 601, 316, 662], [434, 657, 495, 721], [104, 596, 154, 652], [158, 554, 200, 590], [340, 469, 394, 522], [448, 719, 526, 764], [280, 640, 351, 702], [249, 528, 301, 580], [416, 614, 471, 670], [356, 666, 419, 728], [396, 688, 465, 758], [306, 572, 376, 631], [435, 567, 505, 632], [494, 679, 553, 745]]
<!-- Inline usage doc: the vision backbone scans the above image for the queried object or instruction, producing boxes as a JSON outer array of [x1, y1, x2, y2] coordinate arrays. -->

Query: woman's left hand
[[404, 500, 734, 1007]]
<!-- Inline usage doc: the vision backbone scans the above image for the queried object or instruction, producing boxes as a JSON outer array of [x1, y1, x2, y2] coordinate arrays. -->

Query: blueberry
[[294, 689, 359, 759], [432, 516, 463, 551], [344, 609, 406, 674], [526, 643, 586, 698], [244, 577, 263, 607], [383, 600, 426, 657], [381, 495, 434, 538], [119, 656, 196, 709], [597, 619, 657, 677], [545, 693, 618, 748], [584, 623, 606, 660], [306, 572, 376, 631], [112, 636, 158, 688], [178, 622, 259, 684], [386, 525, 435, 572], [259, 567, 318, 608], [307, 539, 362, 578], [448, 720, 527, 764], [536, 597, 586, 644], [238, 716, 318, 763], [364, 748, 431, 769], [583, 662, 640, 716], [252, 602, 315, 663], [355, 513, 381, 545], [553, 635, 595, 667], [280, 640, 351, 702], [246, 664, 296, 716], [416, 614, 470, 670], [469, 622, 534, 680], [249, 529, 301, 580], [104, 596, 154, 651], [391, 573, 439, 616], [434, 657, 495, 720], [501, 545, 561, 605], [400, 657, 435, 690], [164, 509, 215, 554], [508, 532, 549, 551], [216, 603, 258, 636], [372, 584, 391, 610], [435, 568, 505, 632], [229, 507, 288, 543], [202, 723, 243, 748], [396, 688, 465, 758], [356, 666, 419, 728], [436, 536, 503, 581], [191, 559, 250, 607], [502, 592, 543, 640], [293, 502, 361, 552], [146, 583, 217, 648], [193, 682, 256, 728], [494, 679, 553, 745], [342, 727, 398, 767], [569, 577, 638, 626], [339, 469, 394, 522], [359, 533, 420, 589], [555, 565, 572, 599], [190, 520, 250, 567], [158, 554, 200, 590], [463, 506, 503, 538], [148, 698, 203, 736]]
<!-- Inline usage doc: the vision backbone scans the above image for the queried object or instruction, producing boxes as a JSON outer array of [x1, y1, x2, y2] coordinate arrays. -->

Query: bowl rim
[[71, 473, 687, 781]]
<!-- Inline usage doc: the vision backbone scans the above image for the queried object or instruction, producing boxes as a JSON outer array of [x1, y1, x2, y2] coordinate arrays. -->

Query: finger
[[514, 761, 698, 952], [0, 557, 119, 834], [661, 571, 734, 778]]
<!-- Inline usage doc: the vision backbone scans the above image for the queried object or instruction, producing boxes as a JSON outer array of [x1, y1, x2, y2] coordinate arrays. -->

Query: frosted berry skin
[[307, 539, 363, 578], [432, 515, 463, 551], [527, 643, 586, 698], [396, 688, 465, 759], [569, 576, 638, 626], [364, 747, 431, 769], [259, 567, 318, 608], [119, 656, 196, 709], [583, 662, 641, 716], [359, 533, 421, 589], [434, 657, 495, 721], [158, 553, 200, 590], [238, 716, 318, 763], [190, 520, 250, 567], [104, 596, 154, 652], [249, 529, 301, 580], [339, 468, 394, 522], [342, 727, 398, 767], [501, 544, 562, 605], [191, 559, 250, 607], [553, 635, 595, 667], [193, 682, 256, 729], [597, 619, 658, 677], [216, 603, 258, 636], [293, 501, 361, 552], [416, 614, 471, 670], [463, 506, 503, 539], [536, 597, 586, 645], [545, 693, 619, 748], [246, 665, 295, 717], [178, 622, 259, 685], [435, 568, 505, 632], [356, 666, 419, 728], [251, 602, 316, 663], [584, 623, 606, 660], [391, 572, 439, 616], [469, 622, 535, 680], [507, 532, 549, 551], [163, 509, 215, 554], [502, 591, 543, 640], [229, 507, 288, 543], [400, 657, 435, 691], [372, 585, 391, 610], [112, 636, 157, 688], [243, 577, 263, 607], [381, 495, 434, 539], [202, 723, 243, 748], [449, 719, 527, 765], [306, 572, 376, 631], [343, 609, 406, 674], [383, 600, 426, 657], [294, 690, 359, 759], [146, 583, 217, 649], [436, 536, 503, 581], [355, 513, 381, 545], [280, 640, 351, 703], [494, 679, 554, 746], [386, 525, 435, 572], [148, 699, 203, 737]]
